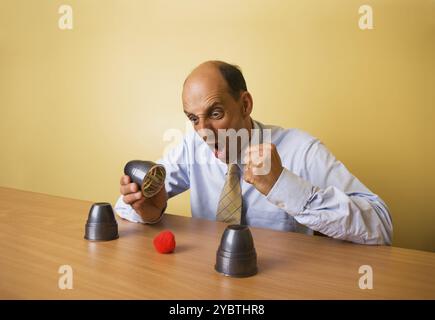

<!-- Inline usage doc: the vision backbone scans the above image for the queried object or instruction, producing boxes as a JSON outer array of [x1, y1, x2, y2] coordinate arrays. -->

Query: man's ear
[[240, 91, 253, 117]]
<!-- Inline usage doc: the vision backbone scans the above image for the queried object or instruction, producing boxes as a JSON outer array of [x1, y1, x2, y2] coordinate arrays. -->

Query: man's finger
[[242, 152, 251, 165], [243, 152, 265, 167], [120, 175, 131, 185], [120, 182, 138, 195], [244, 145, 271, 161], [123, 191, 143, 204], [245, 143, 272, 154], [243, 166, 254, 184]]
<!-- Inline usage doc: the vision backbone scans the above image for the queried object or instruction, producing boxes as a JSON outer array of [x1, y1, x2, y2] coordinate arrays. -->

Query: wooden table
[[0, 187, 434, 299]]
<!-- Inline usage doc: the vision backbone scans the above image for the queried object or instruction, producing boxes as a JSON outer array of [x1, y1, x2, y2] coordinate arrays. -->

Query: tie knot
[[227, 163, 239, 176]]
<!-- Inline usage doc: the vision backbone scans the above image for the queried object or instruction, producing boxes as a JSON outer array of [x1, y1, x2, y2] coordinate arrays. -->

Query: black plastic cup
[[215, 225, 258, 277], [84, 202, 119, 241], [124, 160, 166, 198]]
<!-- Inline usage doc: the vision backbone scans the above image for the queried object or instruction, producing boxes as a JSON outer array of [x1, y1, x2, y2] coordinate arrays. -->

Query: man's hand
[[119, 175, 167, 223], [243, 143, 284, 195]]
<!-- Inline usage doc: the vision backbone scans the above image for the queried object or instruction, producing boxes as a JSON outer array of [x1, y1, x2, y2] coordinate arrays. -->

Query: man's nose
[[196, 116, 211, 131], [196, 119, 216, 142]]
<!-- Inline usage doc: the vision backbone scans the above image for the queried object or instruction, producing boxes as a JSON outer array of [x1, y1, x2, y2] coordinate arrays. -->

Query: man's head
[[182, 61, 253, 162]]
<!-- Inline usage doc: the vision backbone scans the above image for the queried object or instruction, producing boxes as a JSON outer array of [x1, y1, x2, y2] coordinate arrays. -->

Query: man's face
[[182, 66, 251, 162]]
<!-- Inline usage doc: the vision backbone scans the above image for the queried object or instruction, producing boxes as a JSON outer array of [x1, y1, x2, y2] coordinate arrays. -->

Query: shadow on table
[[257, 256, 284, 274]]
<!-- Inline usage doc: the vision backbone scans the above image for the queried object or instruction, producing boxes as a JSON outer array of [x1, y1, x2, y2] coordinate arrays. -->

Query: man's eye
[[210, 110, 224, 119], [189, 116, 198, 124]]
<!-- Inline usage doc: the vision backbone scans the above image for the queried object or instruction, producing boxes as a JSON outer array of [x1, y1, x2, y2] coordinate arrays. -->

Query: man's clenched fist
[[243, 143, 283, 195]]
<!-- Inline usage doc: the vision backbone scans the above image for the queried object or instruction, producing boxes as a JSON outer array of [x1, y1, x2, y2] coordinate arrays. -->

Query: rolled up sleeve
[[266, 139, 393, 245]]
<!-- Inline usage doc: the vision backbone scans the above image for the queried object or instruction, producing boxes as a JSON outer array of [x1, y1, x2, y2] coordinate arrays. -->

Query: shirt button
[[277, 202, 286, 209]]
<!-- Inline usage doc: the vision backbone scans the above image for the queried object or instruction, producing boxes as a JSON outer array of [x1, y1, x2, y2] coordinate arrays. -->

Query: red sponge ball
[[153, 230, 176, 254]]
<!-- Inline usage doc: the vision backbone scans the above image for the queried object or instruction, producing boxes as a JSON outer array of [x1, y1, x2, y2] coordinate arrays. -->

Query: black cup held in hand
[[124, 160, 166, 198], [84, 202, 119, 241], [215, 225, 258, 277]]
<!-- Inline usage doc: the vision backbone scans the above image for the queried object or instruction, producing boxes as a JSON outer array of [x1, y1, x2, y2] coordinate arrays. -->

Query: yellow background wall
[[0, 0, 434, 251]]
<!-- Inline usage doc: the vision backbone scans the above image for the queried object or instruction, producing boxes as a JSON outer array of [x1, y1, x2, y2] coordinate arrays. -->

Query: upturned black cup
[[124, 160, 166, 198], [215, 225, 258, 277], [84, 202, 119, 241]]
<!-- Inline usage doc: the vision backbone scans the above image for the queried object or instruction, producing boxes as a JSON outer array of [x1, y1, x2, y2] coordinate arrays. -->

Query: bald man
[[115, 61, 393, 245]]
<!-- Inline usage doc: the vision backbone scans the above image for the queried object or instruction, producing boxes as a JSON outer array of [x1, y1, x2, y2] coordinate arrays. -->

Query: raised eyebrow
[[205, 102, 224, 115], [184, 102, 222, 116], [207, 102, 222, 110]]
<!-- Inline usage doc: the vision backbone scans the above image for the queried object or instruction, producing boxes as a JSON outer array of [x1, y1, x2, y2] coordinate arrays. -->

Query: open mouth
[[212, 142, 225, 158]]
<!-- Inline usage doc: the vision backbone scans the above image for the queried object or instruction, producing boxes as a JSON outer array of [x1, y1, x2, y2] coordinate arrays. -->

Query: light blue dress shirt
[[115, 120, 393, 245]]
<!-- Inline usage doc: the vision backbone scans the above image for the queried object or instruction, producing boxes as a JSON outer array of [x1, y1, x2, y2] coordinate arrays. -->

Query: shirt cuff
[[266, 167, 314, 215], [114, 196, 165, 224]]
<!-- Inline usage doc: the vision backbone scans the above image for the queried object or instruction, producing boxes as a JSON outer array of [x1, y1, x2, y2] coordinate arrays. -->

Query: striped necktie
[[216, 164, 242, 225]]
